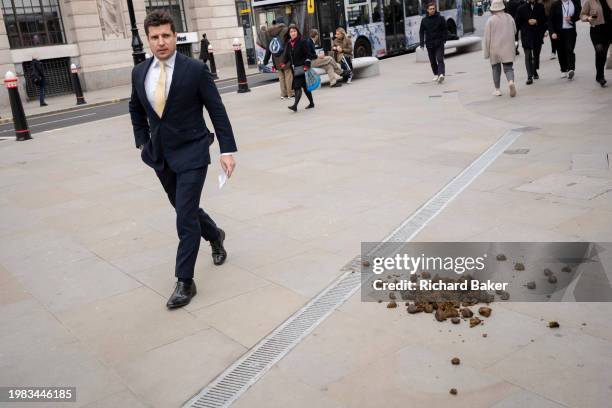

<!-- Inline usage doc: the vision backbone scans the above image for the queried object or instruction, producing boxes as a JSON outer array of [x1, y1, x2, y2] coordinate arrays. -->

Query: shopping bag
[[305, 69, 321, 92]]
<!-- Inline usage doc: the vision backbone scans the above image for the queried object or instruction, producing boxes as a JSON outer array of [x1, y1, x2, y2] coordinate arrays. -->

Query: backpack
[[269, 35, 284, 57]]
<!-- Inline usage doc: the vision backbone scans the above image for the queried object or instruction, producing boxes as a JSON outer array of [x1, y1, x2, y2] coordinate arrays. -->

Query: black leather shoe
[[533, 72, 539, 80], [166, 281, 196, 309], [210, 229, 227, 266], [526, 78, 533, 85]]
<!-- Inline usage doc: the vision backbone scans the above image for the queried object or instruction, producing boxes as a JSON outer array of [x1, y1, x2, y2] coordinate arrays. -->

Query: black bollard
[[70, 64, 86, 105], [208, 45, 219, 80], [233, 38, 250, 93], [4, 71, 31, 141]]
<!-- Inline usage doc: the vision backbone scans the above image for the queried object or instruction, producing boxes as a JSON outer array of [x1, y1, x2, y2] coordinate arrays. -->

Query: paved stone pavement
[[0, 18, 610, 408]]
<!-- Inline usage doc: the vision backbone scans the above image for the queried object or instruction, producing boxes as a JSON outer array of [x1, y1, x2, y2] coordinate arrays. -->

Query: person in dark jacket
[[419, 2, 448, 83], [549, 0, 581, 79], [515, 0, 547, 83], [280, 24, 316, 111], [506, 0, 526, 55], [199, 33, 210, 63], [31, 57, 47, 106]]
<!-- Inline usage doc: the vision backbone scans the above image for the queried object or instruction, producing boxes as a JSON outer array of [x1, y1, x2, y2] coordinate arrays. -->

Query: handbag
[[293, 65, 305, 77]]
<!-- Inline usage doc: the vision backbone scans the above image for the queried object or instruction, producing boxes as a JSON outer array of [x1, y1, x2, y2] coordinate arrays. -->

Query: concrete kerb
[[0, 70, 263, 126], [0, 98, 129, 125]]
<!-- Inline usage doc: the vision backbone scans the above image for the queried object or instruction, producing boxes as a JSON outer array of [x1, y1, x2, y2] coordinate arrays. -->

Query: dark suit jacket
[[549, 0, 581, 34], [515, 2, 547, 48], [129, 52, 237, 173]]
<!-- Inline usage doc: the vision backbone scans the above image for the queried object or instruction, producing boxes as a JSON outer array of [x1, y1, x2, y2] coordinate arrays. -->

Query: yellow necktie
[[154, 61, 166, 117]]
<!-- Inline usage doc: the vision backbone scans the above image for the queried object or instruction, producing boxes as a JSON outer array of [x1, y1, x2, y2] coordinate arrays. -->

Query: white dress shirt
[[561, 0, 575, 29], [144, 51, 176, 109], [143, 51, 234, 156]]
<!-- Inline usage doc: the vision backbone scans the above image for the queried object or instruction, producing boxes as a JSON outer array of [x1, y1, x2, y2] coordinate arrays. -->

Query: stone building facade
[[0, 0, 246, 110]]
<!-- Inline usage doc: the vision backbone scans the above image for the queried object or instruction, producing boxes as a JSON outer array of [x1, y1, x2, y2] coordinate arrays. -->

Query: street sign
[[176, 32, 198, 44], [307, 0, 314, 14]]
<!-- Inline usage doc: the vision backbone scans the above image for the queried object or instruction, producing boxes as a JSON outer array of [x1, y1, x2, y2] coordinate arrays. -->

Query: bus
[[252, 0, 475, 62]]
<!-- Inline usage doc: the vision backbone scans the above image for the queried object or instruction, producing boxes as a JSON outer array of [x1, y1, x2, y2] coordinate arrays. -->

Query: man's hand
[[220, 155, 235, 177], [551, 33, 558, 40], [138, 145, 144, 151], [528, 19, 537, 25]]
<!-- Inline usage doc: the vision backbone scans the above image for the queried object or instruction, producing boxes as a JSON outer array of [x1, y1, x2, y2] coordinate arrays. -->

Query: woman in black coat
[[281, 24, 316, 111]]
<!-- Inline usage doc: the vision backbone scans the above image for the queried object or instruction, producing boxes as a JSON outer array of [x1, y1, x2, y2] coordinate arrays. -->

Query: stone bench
[[416, 36, 482, 62], [312, 56, 380, 85]]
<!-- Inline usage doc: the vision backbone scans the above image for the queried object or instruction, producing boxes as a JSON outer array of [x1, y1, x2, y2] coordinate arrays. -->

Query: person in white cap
[[484, 0, 518, 96]]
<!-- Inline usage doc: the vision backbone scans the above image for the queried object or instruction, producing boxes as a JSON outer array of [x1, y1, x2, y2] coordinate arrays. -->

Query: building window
[[145, 0, 187, 32], [1, 0, 66, 49], [22, 57, 73, 99]]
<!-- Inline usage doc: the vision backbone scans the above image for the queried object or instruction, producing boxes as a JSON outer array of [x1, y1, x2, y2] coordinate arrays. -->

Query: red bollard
[[4, 71, 31, 141]]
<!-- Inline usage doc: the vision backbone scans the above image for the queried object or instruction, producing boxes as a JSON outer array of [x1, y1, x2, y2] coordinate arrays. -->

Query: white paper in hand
[[218, 171, 228, 189]]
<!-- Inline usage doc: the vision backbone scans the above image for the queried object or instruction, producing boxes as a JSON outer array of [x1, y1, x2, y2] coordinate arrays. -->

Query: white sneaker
[[280, 96, 287, 100], [437, 74, 445, 84], [561, 72, 567, 78], [508, 81, 517, 97], [493, 89, 502, 96], [347, 75, 353, 84], [568, 70, 575, 80], [432, 75, 439, 82]]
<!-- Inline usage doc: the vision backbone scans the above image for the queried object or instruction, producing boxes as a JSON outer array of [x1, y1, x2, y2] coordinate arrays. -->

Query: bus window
[[405, 0, 419, 16], [347, 3, 371, 26], [439, 0, 457, 11], [371, 0, 382, 22]]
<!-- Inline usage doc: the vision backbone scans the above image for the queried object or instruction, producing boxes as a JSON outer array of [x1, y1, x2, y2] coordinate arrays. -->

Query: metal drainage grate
[[183, 128, 524, 408], [504, 148, 530, 155], [184, 269, 362, 408]]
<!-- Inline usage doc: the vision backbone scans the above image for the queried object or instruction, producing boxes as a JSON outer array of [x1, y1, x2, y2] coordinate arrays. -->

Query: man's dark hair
[[310, 29, 319, 39], [144, 10, 176, 36], [426, 2, 436, 8]]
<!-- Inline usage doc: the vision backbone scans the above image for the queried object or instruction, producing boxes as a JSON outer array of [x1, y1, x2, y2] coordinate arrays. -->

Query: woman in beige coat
[[580, 0, 612, 87], [484, 0, 518, 96]]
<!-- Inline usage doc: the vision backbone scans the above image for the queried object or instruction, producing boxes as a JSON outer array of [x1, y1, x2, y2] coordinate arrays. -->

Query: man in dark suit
[[515, 0, 547, 84], [129, 10, 237, 309]]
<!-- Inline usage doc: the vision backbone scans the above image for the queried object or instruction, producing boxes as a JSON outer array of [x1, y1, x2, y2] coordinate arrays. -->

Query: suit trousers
[[155, 164, 220, 279], [427, 45, 445, 76], [557, 29, 577, 72], [524, 42, 542, 78]]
